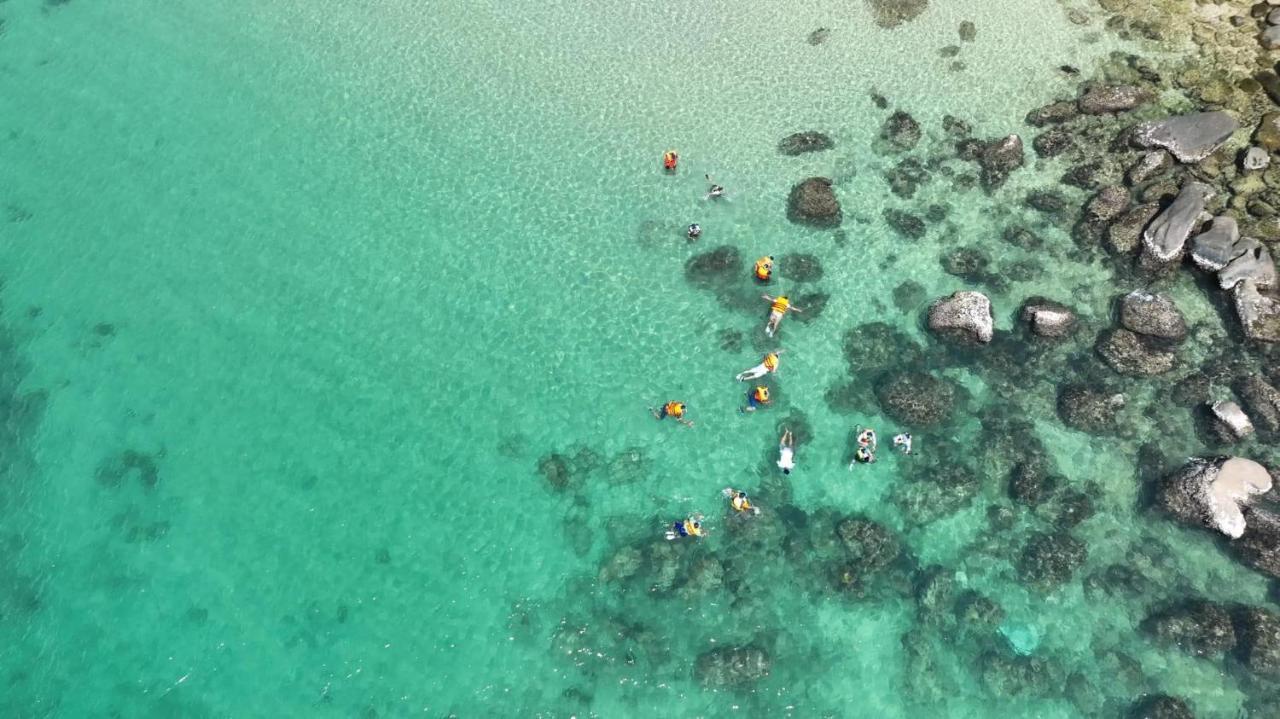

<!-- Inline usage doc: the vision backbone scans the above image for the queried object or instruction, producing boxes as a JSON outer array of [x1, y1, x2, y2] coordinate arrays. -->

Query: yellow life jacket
[[771, 297, 790, 314], [754, 257, 773, 281]]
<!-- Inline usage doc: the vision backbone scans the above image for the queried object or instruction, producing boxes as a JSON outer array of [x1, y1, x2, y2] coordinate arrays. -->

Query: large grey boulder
[[928, 291, 993, 343], [1190, 216, 1240, 271], [1210, 401, 1255, 443], [1219, 239, 1277, 291], [1135, 112, 1239, 163], [1140, 182, 1211, 272], [1118, 291, 1186, 340], [1234, 280, 1280, 342], [1078, 85, 1151, 115], [1156, 456, 1273, 538]]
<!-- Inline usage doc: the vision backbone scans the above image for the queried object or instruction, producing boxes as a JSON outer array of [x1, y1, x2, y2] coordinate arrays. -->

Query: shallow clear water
[[0, 0, 1272, 716]]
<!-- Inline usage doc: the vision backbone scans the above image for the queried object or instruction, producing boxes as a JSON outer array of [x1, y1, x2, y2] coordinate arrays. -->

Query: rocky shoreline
[[534, 2, 1280, 715]]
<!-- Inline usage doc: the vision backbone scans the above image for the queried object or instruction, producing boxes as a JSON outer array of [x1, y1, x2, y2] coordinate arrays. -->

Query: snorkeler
[[650, 401, 694, 428], [687, 223, 702, 241], [666, 514, 708, 540], [735, 349, 783, 382], [705, 174, 725, 200], [723, 488, 761, 515], [777, 427, 795, 475], [848, 446, 876, 468], [856, 425, 878, 453], [893, 433, 913, 455], [762, 294, 802, 337], [740, 385, 770, 413]]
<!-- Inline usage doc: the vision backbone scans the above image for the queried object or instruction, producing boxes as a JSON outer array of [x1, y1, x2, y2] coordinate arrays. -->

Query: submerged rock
[[1096, 329, 1176, 376], [1142, 600, 1237, 657], [1235, 374, 1280, 432], [786, 177, 842, 227], [779, 131, 834, 156], [1135, 111, 1240, 163], [927, 291, 993, 343], [1057, 384, 1126, 434], [1107, 203, 1161, 255], [876, 371, 956, 426], [1017, 531, 1087, 590], [978, 135, 1025, 190], [694, 645, 771, 686], [1126, 151, 1173, 185], [1140, 181, 1211, 272], [1078, 84, 1151, 115], [1118, 291, 1186, 340], [867, 0, 929, 29], [1020, 297, 1078, 339], [1156, 456, 1273, 538], [1128, 694, 1195, 719], [881, 110, 921, 151]]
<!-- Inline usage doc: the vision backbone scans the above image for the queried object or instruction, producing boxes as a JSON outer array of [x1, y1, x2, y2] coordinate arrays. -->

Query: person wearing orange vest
[[762, 294, 803, 337], [663, 150, 679, 172], [650, 400, 693, 428], [735, 349, 784, 382], [754, 256, 774, 282], [741, 385, 771, 413]]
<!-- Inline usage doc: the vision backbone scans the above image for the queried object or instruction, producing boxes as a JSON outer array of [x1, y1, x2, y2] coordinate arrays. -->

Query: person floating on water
[[893, 432, 913, 455], [663, 150, 679, 172], [777, 427, 796, 475], [666, 514, 707, 540], [735, 349, 783, 382], [705, 174, 725, 200], [754, 256, 774, 282], [741, 385, 770, 413], [856, 425, 878, 453], [762, 294, 802, 337], [687, 223, 702, 241], [651, 401, 694, 428], [849, 445, 876, 467], [723, 487, 761, 516]]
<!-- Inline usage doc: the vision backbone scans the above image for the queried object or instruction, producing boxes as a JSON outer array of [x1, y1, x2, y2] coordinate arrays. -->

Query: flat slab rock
[[1135, 111, 1239, 163]]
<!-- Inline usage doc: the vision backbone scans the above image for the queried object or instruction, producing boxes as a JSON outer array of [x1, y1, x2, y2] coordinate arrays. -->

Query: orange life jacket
[[753, 386, 770, 403], [754, 257, 773, 281], [771, 297, 790, 314], [663, 151, 678, 170], [763, 353, 779, 372], [664, 401, 685, 418]]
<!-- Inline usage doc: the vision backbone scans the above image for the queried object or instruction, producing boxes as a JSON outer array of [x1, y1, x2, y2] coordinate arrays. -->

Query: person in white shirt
[[777, 428, 795, 475]]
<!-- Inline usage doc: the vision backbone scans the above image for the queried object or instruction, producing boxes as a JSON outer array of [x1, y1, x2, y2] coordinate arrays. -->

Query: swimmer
[[705, 174, 725, 200], [723, 488, 761, 515], [855, 425, 878, 452], [687, 223, 702, 241], [735, 349, 784, 382], [650, 401, 694, 428], [663, 150, 679, 172], [665, 513, 708, 540], [762, 294, 802, 337], [893, 433, 913, 455], [848, 446, 876, 468], [777, 427, 795, 475], [740, 385, 770, 413]]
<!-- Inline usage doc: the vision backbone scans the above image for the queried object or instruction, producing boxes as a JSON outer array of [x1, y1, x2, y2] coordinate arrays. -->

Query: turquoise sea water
[[1, 0, 1276, 716]]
